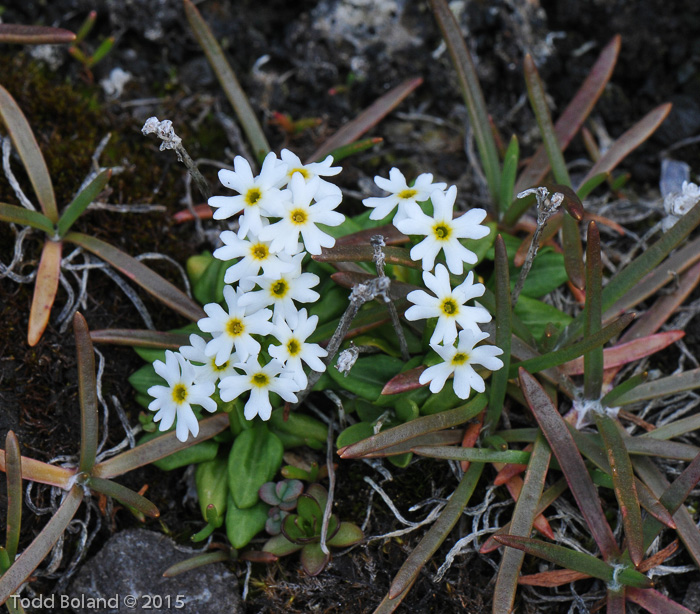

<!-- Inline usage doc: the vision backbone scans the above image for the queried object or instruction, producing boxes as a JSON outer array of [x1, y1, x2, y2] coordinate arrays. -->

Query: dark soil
[[1, 1, 699, 613]]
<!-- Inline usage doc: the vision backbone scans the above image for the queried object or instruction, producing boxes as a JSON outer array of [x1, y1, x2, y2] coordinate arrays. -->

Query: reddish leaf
[[459, 411, 484, 472], [627, 588, 696, 614], [307, 78, 423, 163], [89, 329, 190, 349], [518, 568, 591, 587], [381, 366, 425, 395], [0, 24, 76, 44], [560, 331, 685, 375], [334, 224, 408, 247], [173, 203, 212, 224], [28, 240, 62, 346]]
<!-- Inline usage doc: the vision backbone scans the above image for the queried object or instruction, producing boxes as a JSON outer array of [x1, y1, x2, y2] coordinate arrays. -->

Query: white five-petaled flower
[[218, 357, 300, 421], [213, 230, 298, 290], [259, 173, 344, 255], [419, 330, 504, 399], [179, 333, 238, 384], [147, 351, 217, 442], [197, 285, 274, 365], [362, 167, 447, 222], [405, 264, 491, 345], [268, 308, 328, 386], [395, 186, 490, 274], [238, 253, 320, 327], [208, 152, 290, 238], [278, 149, 342, 200]]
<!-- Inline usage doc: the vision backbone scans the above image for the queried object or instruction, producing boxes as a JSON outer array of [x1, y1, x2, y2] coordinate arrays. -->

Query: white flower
[[395, 186, 489, 274], [278, 149, 342, 199], [663, 180, 700, 230], [213, 230, 298, 290], [419, 330, 504, 399], [404, 264, 491, 345], [179, 333, 238, 384], [218, 357, 300, 421], [208, 152, 290, 238], [268, 308, 328, 386], [362, 168, 446, 221], [147, 351, 217, 442], [238, 253, 320, 327], [197, 285, 274, 365], [259, 173, 344, 255]]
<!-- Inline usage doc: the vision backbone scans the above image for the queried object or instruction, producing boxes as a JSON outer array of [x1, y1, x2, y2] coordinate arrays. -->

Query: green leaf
[[0, 202, 55, 234], [263, 533, 303, 557], [228, 425, 284, 509], [0, 85, 57, 221], [56, 169, 111, 237], [195, 458, 229, 521], [300, 543, 331, 576], [326, 522, 364, 548], [500, 136, 519, 215], [327, 354, 404, 401], [613, 367, 700, 406], [193, 256, 227, 305], [128, 363, 161, 396], [411, 447, 531, 464], [225, 497, 268, 549], [323, 137, 383, 163], [149, 437, 219, 471], [86, 477, 159, 518], [74, 313, 98, 473], [4, 432, 22, 561], [337, 422, 375, 450], [269, 408, 328, 444], [583, 222, 603, 399], [493, 536, 651, 589], [183, 0, 270, 162]]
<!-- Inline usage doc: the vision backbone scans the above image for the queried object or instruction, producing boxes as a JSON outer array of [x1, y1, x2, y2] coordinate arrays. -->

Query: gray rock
[[66, 529, 242, 614], [683, 580, 700, 612]]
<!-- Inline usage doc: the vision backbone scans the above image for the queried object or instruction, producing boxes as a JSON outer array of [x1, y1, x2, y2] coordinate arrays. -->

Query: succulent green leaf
[[300, 543, 331, 576], [87, 476, 159, 517], [327, 354, 404, 401], [195, 458, 229, 521], [225, 497, 268, 549], [263, 533, 303, 557], [0, 202, 55, 234]]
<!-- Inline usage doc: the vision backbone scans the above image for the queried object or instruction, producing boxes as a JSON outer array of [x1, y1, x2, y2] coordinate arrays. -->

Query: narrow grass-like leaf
[[86, 476, 159, 517], [601, 373, 648, 408], [0, 85, 57, 221], [481, 478, 568, 554], [93, 413, 229, 478], [562, 213, 585, 290], [89, 329, 190, 349], [307, 78, 422, 163], [65, 231, 205, 322], [624, 436, 698, 462], [412, 447, 531, 463], [56, 169, 111, 237], [0, 24, 76, 44], [73, 313, 98, 473], [338, 395, 487, 458], [561, 332, 684, 375], [640, 452, 700, 551], [642, 413, 700, 441], [493, 432, 551, 614], [576, 172, 610, 200], [603, 235, 700, 323], [27, 239, 62, 346], [519, 369, 620, 559], [593, 413, 643, 565], [518, 568, 590, 587], [0, 451, 73, 488], [362, 431, 463, 457], [509, 313, 634, 378], [510, 336, 577, 398], [163, 551, 230, 577], [429, 0, 500, 207], [499, 136, 519, 214], [634, 455, 700, 567], [389, 463, 484, 598], [580, 104, 672, 186], [0, 486, 83, 604], [561, 201, 700, 346], [584, 222, 603, 399], [324, 137, 383, 163], [334, 224, 408, 247], [313, 244, 417, 268], [613, 368, 700, 406], [4, 432, 22, 561], [183, 0, 270, 163], [485, 236, 511, 436], [493, 536, 651, 589], [607, 589, 626, 614], [514, 35, 620, 197], [0, 203, 55, 234], [627, 588, 696, 614]]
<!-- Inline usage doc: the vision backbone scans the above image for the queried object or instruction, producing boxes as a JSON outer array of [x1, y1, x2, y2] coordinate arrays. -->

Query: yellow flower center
[[251, 372, 269, 387], [171, 383, 188, 404], [433, 223, 451, 240], [245, 187, 262, 206], [226, 318, 244, 337], [271, 280, 288, 297], [287, 338, 301, 356], [212, 359, 229, 372], [290, 167, 310, 179], [398, 189, 417, 200], [451, 352, 469, 366], [290, 209, 307, 225], [251, 243, 269, 260], [440, 298, 458, 316]]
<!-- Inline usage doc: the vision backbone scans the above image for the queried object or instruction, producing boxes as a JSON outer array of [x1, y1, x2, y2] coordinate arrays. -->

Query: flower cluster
[[364, 168, 504, 398], [147, 150, 341, 441]]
